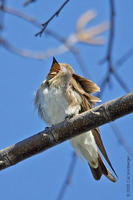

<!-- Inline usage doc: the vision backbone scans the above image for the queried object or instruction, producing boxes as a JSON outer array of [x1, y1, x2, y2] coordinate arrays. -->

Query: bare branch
[[76, 10, 109, 45], [0, 92, 133, 171], [35, 0, 69, 37], [99, 0, 115, 96], [23, 0, 36, 7], [2, 6, 41, 27], [1, 6, 90, 77], [0, 36, 50, 59], [99, 0, 130, 96], [0, 10, 107, 79], [0, 0, 5, 9], [0, 0, 6, 30], [106, 0, 115, 64], [97, 75, 109, 98], [2, 7, 107, 47], [0, 36, 87, 61], [110, 123, 133, 157], [116, 48, 133, 67], [56, 152, 77, 200], [112, 68, 130, 93], [0, 7, 89, 79], [98, 66, 130, 95]]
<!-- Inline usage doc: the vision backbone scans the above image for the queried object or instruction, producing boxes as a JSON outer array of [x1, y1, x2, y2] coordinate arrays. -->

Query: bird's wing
[[73, 73, 100, 93], [71, 77, 101, 107], [34, 80, 47, 106], [71, 75, 117, 177], [92, 128, 117, 177]]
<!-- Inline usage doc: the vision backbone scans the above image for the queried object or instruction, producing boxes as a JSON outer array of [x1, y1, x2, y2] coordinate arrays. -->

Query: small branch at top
[[35, 0, 69, 37]]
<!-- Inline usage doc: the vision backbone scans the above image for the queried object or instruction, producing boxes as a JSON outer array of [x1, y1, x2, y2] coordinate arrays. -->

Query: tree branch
[[56, 152, 77, 200], [99, 0, 130, 96], [0, 92, 133, 171], [98, 0, 115, 98], [35, 0, 69, 37]]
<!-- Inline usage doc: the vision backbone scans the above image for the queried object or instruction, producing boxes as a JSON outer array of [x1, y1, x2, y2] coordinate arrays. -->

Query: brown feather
[[70, 77, 100, 107], [98, 153, 116, 182], [73, 73, 100, 94], [71, 74, 117, 181], [89, 153, 116, 182], [89, 165, 102, 180], [92, 128, 117, 177]]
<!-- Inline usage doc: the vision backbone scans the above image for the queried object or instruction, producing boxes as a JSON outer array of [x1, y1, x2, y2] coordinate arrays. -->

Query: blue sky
[[0, 0, 133, 200]]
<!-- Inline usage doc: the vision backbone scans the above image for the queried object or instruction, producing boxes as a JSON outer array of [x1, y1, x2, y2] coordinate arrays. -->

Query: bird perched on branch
[[35, 57, 117, 182]]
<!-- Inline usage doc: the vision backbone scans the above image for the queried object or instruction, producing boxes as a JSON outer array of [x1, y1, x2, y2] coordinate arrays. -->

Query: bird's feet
[[45, 126, 50, 131], [65, 114, 75, 120]]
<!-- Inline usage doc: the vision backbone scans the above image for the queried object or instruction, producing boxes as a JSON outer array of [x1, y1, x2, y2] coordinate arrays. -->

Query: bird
[[35, 57, 117, 182]]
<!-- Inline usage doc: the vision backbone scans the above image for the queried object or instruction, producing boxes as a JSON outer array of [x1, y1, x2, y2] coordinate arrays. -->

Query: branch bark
[[0, 92, 133, 171]]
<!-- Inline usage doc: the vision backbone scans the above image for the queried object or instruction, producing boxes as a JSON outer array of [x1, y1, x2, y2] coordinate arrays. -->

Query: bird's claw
[[65, 114, 75, 120], [45, 126, 50, 131]]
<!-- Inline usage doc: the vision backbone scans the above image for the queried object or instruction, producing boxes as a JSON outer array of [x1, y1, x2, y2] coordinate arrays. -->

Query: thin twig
[[35, 0, 69, 37], [98, 66, 130, 98], [2, 7, 107, 79], [2, 6, 41, 27], [99, 0, 130, 95], [98, 0, 115, 97], [105, 0, 115, 81], [110, 123, 133, 157], [0, 0, 6, 30], [97, 75, 109, 98], [100, 0, 115, 65], [0, 0, 5, 9], [56, 152, 77, 200], [106, 0, 115, 65], [1, 6, 91, 77], [23, 0, 36, 7], [112, 69, 130, 93], [116, 48, 133, 67], [0, 36, 52, 59]]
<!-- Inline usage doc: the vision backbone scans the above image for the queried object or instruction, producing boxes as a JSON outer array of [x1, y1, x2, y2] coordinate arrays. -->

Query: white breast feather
[[37, 87, 69, 125], [36, 84, 98, 167], [70, 131, 98, 168]]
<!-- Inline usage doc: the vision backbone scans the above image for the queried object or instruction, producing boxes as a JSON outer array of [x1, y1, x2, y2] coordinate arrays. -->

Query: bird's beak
[[47, 57, 60, 79]]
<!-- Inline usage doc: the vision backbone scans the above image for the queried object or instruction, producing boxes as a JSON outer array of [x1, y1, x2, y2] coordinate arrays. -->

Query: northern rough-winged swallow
[[35, 57, 117, 182]]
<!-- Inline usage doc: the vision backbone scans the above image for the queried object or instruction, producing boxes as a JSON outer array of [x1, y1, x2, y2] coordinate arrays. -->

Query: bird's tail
[[89, 152, 116, 182]]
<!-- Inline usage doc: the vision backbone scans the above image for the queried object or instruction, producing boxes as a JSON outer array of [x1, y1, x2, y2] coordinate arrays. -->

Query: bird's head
[[47, 57, 74, 80], [46, 57, 100, 95]]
